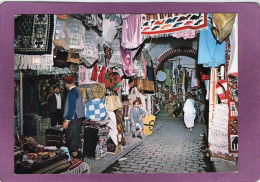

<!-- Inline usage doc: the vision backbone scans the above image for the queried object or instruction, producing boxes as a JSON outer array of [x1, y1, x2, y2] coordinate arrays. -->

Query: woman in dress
[[129, 100, 146, 139], [183, 95, 196, 131]]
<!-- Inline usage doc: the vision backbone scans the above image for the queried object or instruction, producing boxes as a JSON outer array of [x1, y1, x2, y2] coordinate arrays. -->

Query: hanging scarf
[[120, 46, 135, 76]]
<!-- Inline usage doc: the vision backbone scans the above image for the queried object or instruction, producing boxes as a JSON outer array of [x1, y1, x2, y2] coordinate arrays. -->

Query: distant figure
[[232, 136, 238, 150], [130, 100, 146, 139], [47, 86, 65, 127], [183, 95, 196, 132], [198, 101, 205, 123]]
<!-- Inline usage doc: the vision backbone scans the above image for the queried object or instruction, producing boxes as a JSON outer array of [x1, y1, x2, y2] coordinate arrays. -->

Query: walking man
[[198, 101, 205, 123], [63, 76, 85, 158]]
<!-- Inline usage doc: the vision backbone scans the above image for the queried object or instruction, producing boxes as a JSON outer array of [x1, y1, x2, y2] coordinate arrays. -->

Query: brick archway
[[155, 46, 198, 73]]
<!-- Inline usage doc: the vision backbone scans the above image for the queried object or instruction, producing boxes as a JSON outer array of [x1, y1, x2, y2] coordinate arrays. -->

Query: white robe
[[183, 99, 196, 128]]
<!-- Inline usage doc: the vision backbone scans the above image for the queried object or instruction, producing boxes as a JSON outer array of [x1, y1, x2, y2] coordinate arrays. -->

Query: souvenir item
[[90, 83, 106, 99], [105, 94, 122, 111], [85, 98, 107, 121], [104, 71, 121, 91]]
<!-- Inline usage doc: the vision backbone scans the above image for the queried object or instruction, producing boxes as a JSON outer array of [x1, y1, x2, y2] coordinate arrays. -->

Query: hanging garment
[[121, 14, 142, 49], [90, 64, 107, 83], [67, 15, 85, 50], [122, 79, 130, 96], [80, 30, 100, 67], [198, 18, 226, 67], [183, 99, 196, 128], [120, 46, 135, 76], [54, 15, 69, 50], [147, 61, 156, 84], [102, 18, 119, 45], [164, 68, 171, 86], [133, 59, 145, 77], [83, 126, 99, 158], [141, 52, 147, 79], [228, 17, 238, 77], [191, 70, 198, 87]]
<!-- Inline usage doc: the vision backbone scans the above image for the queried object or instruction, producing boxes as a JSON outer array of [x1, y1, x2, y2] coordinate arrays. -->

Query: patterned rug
[[15, 14, 54, 55], [141, 13, 207, 38]]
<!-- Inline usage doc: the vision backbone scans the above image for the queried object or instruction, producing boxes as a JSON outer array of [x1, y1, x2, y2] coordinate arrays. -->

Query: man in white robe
[[183, 96, 196, 131]]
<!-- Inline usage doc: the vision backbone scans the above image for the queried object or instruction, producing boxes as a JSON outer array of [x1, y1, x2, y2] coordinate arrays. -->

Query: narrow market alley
[[103, 110, 214, 173]]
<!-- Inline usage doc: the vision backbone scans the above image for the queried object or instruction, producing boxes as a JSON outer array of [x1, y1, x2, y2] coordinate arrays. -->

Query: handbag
[[104, 70, 121, 92], [85, 98, 107, 121], [212, 13, 236, 43], [105, 93, 122, 111]]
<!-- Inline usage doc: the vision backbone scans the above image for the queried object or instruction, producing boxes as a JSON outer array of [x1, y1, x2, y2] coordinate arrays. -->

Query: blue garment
[[64, 87, 85, 120], [198, 19, 226, 67]]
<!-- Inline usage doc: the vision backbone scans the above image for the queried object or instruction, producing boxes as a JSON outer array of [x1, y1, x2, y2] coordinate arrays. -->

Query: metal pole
[[20, 71, 23, 135]]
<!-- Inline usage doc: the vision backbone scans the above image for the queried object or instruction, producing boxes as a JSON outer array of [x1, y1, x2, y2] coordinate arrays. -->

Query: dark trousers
[[65, 115, 83, 153], [50, 109, 63, 127]]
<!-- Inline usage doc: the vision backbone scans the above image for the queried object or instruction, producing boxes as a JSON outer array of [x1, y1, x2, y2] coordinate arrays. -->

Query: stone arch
[[155, 46, 198, 73]]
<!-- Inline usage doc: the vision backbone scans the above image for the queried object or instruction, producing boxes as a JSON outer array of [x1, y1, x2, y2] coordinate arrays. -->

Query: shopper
[[62, 76, 85, 159], [198, 101, 205, 123], [130, 100, 146, 139], [183, 95, 196, 131], [47, 86, 65, 127]]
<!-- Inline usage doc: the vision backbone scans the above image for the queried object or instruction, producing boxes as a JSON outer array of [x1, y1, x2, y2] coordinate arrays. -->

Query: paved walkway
[[103, 112, 214, 173]]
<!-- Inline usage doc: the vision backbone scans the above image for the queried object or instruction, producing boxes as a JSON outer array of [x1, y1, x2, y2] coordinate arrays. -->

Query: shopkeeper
[[47, 86, 65, 127], [130, 100, 146, 139], [62, 76, 85, 159]]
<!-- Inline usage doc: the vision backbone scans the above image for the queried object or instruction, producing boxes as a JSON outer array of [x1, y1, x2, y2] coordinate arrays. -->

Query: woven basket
[[90, 83, 106, 98]]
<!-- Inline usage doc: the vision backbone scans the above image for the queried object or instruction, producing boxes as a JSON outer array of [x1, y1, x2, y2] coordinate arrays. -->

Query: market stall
[[14, 13, 238, 173]]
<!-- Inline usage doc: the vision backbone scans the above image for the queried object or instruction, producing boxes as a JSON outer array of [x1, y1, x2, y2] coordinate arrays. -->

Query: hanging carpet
[[15, 14, 54, 55], [141, 13, 207, 38]]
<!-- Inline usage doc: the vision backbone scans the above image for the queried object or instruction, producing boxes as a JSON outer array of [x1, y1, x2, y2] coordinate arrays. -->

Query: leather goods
[[105, 94, 122, 111], [78, 88, 88, 99], [114, 109, 123, 125], [137, 79, 155, 91], [212, 13, 236, 43], [45, 128, 64, 148], [53, 46, 69, 68], [90, 83, 106, 99], [143, 115, 156, 135], [67, 51, 82, 64]]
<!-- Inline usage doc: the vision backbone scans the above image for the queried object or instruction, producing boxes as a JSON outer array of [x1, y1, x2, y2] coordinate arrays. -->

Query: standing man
[[47, 86, 65, 127], [63, 76, 85, 158]]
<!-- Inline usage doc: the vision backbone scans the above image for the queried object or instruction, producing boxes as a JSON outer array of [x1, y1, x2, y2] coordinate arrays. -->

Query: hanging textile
[[191, 70, 198, 87], [209, 104, 229, 158], [121, 14, 142, 49], [102, 17, 119, 45], [108, 39, 122, 68], [133, 59, 145, 78], [120, 46, 135, 76], [164, 68, 171, 86], [14, 54, 53, 71], [147, 61, 156, 84], [198, 17, 226, 67], [90, 64, 107, 83], [78, 65, 96, 85], [228, 16, 238, 77], [54, 15, 69, 50], [15, 14, 54, 55], [67, 15, 85, 50], [141, 13, 207, 38], [141, 52, 147, 79], [80, 30, 100, 67]]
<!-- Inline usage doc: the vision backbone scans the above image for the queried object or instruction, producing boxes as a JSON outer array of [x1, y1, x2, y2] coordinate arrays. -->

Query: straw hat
[[90, 83, 106, 98]]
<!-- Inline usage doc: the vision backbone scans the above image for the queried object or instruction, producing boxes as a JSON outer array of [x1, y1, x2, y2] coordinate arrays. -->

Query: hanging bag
[[137, 79, 154, 91], [211, 13, 236, 44], [105, 92, 122, 111]]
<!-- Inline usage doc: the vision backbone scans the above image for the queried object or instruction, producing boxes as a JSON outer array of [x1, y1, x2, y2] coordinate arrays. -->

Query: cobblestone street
[[103, 112, 214, 173]]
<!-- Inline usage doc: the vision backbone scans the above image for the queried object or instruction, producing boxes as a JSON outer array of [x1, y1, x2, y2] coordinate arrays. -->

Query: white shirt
[[55, 93, 62, 109]]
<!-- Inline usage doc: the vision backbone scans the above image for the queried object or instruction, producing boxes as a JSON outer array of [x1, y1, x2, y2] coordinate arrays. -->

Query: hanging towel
[[198, 17, 226, 67], [228, 16, 238, 77]]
